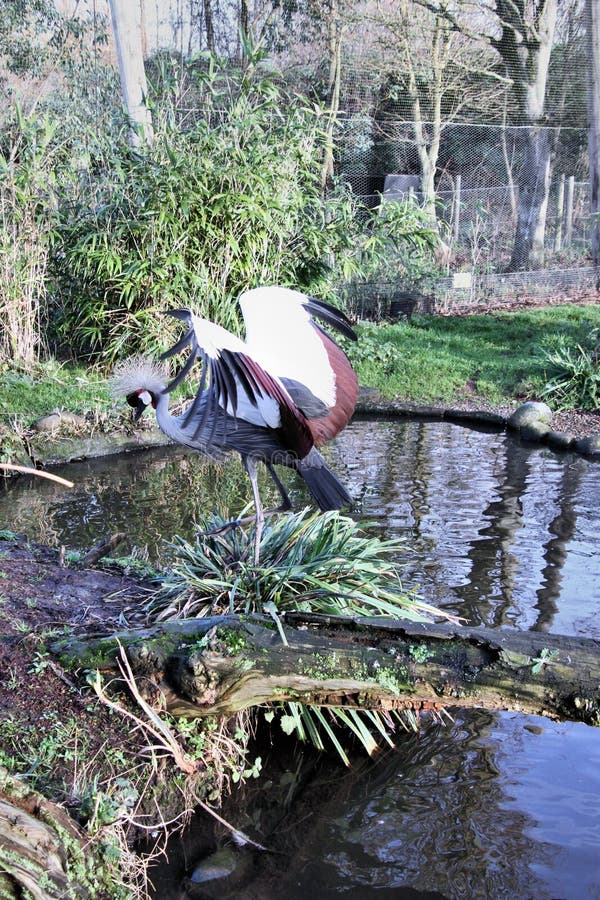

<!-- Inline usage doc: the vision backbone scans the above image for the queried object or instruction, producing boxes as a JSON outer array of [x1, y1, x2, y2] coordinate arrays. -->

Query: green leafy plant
[[540, 334, 600, 410], [52, 49, 363, 361], [0, 109, 61, 367], [150, 508, 441, 622], [530, 647, 559, 675]]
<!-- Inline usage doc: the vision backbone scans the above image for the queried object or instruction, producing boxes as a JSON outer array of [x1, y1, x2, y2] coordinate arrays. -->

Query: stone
[[519, 421, 551, 442], [189, 847, 239, 883], [508, 401, 553, 430], [32, 411, 86, 433], [358, 386, 382, 404], [574, 435, 600, 459]]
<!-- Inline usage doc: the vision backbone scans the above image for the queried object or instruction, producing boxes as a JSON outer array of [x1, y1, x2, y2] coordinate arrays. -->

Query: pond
[[2, 417, 600, 898]]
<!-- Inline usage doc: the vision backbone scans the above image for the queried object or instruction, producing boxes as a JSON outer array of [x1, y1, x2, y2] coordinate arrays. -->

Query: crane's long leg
[[202, 460, 292, 541], [243, 455, 264, 566]]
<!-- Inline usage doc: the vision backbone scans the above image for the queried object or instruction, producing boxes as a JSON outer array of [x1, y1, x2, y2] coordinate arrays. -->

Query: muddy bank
[[0, 534, 210, 896]]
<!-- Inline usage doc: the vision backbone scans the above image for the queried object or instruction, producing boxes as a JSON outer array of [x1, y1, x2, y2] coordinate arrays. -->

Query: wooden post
[[564, 175, 575, 246], [108, 0, 154, 148], [554, 173, 565, 251]]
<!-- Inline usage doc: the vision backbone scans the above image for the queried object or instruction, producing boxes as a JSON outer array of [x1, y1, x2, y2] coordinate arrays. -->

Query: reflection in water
[[242, 710, 600, 900], [1, 419, 599, 634], [2, 419, 600, 898], [330, 418, 600, 637]]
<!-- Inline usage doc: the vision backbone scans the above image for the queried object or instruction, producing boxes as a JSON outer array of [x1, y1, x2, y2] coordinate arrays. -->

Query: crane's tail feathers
[[297, 449, 352, 511]]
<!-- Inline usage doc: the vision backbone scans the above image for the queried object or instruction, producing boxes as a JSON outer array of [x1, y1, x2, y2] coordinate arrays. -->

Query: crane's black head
[[126, 389, 156, 421], [110, 356, 168, 420]]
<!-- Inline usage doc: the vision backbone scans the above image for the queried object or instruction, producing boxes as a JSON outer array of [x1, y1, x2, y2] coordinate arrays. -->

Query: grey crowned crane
[[112, 286, 359, 563]]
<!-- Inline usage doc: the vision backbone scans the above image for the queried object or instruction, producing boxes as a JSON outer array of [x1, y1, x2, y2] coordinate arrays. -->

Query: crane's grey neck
[[154, 391, 183, 443]]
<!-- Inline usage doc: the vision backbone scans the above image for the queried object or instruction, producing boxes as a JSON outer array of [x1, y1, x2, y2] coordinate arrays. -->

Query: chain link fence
[[336, 115, 596, 314]]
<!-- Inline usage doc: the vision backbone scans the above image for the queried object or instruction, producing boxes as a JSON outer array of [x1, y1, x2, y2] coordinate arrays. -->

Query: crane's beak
[[133, 398, 147, 422]]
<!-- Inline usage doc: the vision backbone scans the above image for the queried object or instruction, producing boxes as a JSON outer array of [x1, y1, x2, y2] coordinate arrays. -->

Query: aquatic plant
[[149, 507, 439, 623]]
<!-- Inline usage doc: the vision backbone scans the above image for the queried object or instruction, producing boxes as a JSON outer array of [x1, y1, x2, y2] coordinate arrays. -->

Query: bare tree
[[108, 0, 153, 146], [490, 0, 558, 270], [371, 0, 502, 239], [587, 0, 600, 269]]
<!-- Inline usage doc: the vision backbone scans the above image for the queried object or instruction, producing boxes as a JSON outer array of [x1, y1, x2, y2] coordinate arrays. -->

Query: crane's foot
[[200, 503, 292, 538]]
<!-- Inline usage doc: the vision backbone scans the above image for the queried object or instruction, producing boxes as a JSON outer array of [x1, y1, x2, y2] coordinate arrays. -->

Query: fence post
[[554, 173, 565, 251], [564, 175, 575, 246], [453, 174, 461, 245]]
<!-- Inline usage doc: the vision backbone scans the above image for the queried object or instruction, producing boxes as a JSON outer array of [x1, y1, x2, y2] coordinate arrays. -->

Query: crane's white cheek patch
[[138, 390, 152, 405]]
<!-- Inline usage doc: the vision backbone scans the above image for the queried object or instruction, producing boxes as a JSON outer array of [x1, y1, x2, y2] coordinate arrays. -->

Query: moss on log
[[0, 768, 105, 899]]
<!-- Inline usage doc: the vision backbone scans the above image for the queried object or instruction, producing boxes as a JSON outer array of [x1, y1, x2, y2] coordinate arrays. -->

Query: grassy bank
[[1, 304, 599, 429], [346, 303, 600, 405]]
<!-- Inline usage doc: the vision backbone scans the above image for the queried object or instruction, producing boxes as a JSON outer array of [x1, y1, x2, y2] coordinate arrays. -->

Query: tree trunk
[[203, 0, 215, 53], [510, 125, 553, 270], [54, 614, 600, 727], [321, 0, 343, 192], [108, 0, 154, 147], [492, 0, 558, 271], [587, 0, 600, 270]]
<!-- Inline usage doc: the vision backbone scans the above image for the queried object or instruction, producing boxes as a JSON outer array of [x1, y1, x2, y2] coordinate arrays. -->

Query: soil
[[0, 534, 157, 838]]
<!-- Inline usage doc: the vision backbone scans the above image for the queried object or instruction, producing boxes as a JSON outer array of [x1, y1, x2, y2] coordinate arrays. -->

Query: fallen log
[[0, 769, 95, 899], [53, 612, 600, 727]]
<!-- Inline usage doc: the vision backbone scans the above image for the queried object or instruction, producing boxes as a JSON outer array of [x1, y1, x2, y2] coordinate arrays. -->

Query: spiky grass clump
[[148, 508, 440, 623], [149, 509, 454, 763]]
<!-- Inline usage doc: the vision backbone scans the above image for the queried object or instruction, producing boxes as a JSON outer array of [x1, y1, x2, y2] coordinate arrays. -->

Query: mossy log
[[53, 613, 600, 727], [0, 768, 96, 899]]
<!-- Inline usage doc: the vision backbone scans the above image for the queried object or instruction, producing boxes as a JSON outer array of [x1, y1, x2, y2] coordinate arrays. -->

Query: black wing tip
[[162, 308, 193, 323], [304, 297, 357, 341]]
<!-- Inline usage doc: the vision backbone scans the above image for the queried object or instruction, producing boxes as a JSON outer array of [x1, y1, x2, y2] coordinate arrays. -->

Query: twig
[[191, 791, 268, 852], [0, 462, 74, 487], [80, 532, 128, 567], [90, 642, 198, 775]]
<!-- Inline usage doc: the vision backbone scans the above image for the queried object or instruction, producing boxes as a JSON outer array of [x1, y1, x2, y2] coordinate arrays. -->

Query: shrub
[[541, 333, 600, 410], [52, 50, 365, 361], [0, 112, 61, 367]]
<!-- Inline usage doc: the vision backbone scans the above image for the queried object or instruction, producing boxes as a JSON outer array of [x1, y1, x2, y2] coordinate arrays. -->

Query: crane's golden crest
[[110, 355, 169, 399]]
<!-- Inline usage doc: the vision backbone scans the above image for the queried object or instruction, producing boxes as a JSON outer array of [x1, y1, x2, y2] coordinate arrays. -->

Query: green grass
[[0, 360, 111, 422], [345, 304, 600, 404], [2, 304, 600, 426]]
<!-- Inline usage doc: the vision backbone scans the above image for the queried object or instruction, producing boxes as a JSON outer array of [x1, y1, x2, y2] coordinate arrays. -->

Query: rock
[[32, 411, 86, 433], [358, 386, 382, 404], [547, 430, 575, 451], [189, 847, 239, 884], [508, 401, 553, 430], [574, 435, 600, 459], [32, 413, 63, 433], [519, 421, 552, 442]]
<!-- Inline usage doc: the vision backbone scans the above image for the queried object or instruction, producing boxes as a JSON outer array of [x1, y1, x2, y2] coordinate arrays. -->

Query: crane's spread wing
[[161, 309, 313, 456]]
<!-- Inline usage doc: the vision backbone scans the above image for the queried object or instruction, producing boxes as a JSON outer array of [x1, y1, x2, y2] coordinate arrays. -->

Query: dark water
[[2, 418, 600, 898]]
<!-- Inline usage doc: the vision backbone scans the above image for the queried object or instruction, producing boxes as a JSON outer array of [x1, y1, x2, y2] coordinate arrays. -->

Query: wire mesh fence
[[336, 115, 595, 310]]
